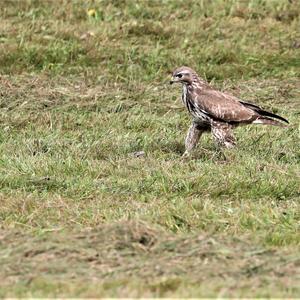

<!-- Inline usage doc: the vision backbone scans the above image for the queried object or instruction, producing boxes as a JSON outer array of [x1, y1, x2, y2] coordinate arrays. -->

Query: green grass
[[0, 0, 299, 297]]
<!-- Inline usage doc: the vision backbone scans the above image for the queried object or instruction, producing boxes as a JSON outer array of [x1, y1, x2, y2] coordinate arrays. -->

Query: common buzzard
[[170, 66, 288, 156]]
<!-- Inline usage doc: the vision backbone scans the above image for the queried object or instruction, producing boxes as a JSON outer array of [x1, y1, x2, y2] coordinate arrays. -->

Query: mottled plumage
[[170, 66, 288, 156]]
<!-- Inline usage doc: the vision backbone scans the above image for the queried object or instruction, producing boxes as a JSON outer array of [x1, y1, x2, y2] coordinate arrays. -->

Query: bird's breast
[[182, 87, 211, 124], [181, 85, 188, 106]]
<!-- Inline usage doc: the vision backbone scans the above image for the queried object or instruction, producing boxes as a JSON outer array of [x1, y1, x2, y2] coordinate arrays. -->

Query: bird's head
[[170, 66, 196, 85]]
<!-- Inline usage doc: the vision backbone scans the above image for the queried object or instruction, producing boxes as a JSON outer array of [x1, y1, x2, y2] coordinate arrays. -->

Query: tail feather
[[240, 101, 289, 124], [253, 117, 288, 127]]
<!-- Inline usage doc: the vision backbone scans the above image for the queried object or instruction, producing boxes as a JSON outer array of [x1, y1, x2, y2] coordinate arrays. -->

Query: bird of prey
[[170, 66, 288, 156]]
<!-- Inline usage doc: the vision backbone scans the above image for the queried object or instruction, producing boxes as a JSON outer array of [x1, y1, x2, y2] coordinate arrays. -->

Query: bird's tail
[[252, 117, 288, 127], [240, 101, 289, 127]]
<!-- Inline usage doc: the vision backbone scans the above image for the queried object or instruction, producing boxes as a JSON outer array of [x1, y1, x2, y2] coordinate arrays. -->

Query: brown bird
[[170, 66, 288, 156]]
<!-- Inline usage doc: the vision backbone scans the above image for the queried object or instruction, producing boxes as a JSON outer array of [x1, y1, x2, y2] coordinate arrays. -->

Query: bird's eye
[[176, 74, 183, 78]]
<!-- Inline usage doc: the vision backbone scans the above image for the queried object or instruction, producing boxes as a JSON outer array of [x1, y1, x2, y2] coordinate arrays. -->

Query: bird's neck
[[184, 78, 207, 91]]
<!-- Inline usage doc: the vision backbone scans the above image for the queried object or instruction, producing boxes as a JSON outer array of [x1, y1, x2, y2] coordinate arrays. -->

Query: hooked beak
[[170, 76, 177, 85]]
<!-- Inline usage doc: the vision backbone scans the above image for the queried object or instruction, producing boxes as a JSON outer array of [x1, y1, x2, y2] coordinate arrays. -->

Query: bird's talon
[[181, 151, 191, 159]]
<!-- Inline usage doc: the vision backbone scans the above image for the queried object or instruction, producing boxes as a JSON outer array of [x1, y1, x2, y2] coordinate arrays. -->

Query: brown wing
[[192, 88, 257, 123]]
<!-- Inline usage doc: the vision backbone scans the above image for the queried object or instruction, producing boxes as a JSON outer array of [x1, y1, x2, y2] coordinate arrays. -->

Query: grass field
[[0, 0, 299, 297]]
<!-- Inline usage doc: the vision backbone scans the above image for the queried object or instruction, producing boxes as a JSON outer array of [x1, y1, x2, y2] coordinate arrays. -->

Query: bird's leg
[[211, 122, 236, 149], [183, 122, 205, 157]]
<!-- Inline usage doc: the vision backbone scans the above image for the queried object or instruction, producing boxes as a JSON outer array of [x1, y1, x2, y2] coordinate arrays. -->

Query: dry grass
[[1, 221, 299, 297]]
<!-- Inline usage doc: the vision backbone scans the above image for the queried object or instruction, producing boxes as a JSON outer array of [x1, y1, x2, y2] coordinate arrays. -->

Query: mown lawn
[[0, 0, 299, 297]]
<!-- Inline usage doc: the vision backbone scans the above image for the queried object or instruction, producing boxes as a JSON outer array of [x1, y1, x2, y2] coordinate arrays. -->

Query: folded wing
[[193, 88, 257, 124]]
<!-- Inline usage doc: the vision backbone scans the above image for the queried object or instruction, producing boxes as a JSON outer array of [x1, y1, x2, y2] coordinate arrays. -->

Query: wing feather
[[239, 101, 289, 124], [193, 88, 256, 123]]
